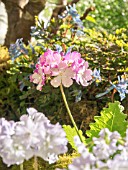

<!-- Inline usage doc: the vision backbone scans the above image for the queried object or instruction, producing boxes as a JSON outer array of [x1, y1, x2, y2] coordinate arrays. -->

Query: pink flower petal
[[43, 66, 51, 75], [64, 68, 74, 77], [51, 68, 60, 76], [51, 76, 61, 87], [31, 73, 41, 84], [80, 77, 89, 86], [64, 52, 81, 63], [83, 69, 92, 81], [62, 76, 73, 87], [37, 83, 43, 91], [84, 61, 89, 69]]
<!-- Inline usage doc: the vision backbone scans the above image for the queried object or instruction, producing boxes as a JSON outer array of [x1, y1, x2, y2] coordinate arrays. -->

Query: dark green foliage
[[0, 3, 128, 125], [0, 26, 127, 125]]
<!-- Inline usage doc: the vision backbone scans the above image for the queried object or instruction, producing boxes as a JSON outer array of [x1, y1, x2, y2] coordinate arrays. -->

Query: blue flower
[[54, 44, 63, 53], [59, 4, 83, 30], [92, 68, 102, 86], [9, 38, 28, 62], [66, 4, 83, 28], [28, 41, 35, 54], [71, 89, 82, 102], [71, 29, 84, 37], [96, 75, 128, 101], [66, 45, 74, 54], [30, 26, 45, 39], [110, 76, 128, 101], [73, 15, 83, 28]]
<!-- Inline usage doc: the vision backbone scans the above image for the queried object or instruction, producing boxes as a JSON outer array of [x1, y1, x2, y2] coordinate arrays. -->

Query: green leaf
[[63, 125, 86, 151], [86, 101, 128, 140]]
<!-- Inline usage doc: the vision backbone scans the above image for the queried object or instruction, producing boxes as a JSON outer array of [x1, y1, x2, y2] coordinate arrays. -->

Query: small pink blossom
[[51, 67, 74, 87], [40, 49, 61, 68], [30, 67, 45, 91], [64, 51, 81, 64], [75, 62, 92, 86], [51, 61, 67, 76], [30, 48, 92, 89]]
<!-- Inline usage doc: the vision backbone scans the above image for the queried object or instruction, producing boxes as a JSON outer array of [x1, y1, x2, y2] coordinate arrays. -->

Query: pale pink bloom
[[76, 62, 92, 86], [64, 51, 81, 64], [30, 49, 92, 89], [43, 65, 51, 75], [51, 65, 74, 88], [39, 50, 62, 75], [39, 54, 46, 65], [40, 50, 61, 68], [50, 51, 61, 68], [72, 58, 85, 73], [64, 52, 85, 74], [51, 61, 67, 76], [30, 67, 45, 91]]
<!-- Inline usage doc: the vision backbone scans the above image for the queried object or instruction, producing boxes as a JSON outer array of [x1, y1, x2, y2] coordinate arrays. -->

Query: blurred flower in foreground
[[0, 108, 68, 166], [58, 128, 128, 170], [68, 136, 96, 170]]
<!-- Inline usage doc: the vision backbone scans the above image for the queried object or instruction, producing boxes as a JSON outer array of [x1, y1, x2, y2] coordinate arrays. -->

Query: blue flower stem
[[34, 156, 38, 170], [20, 163, 23, 170], [60, 84, 83, 143]]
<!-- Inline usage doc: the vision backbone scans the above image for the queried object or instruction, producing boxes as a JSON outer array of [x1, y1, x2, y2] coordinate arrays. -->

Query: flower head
[[64, 128, 128, 170], [0, 108, 68, 166], [30, 48, 92, 90], [30, 66, 46, 91], [116, 76, 128, 100], [75, 61, 92, 86], [68, 136, 96, 170], [51, 64, 74, 87]]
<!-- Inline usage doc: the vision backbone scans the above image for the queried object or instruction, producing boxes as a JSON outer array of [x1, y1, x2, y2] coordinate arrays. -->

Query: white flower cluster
[[0, 108, 68, 167], [63, 128, 128, 170]]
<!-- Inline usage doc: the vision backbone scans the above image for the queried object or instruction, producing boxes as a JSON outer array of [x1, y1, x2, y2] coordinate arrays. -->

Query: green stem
[[60, 84, 83, 143], [20, 163, 23, 170], [34, 156, 38, 170]]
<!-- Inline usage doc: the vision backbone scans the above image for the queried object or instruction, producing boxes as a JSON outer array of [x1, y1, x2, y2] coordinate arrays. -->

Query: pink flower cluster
[[30, 49, 92, 91]]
